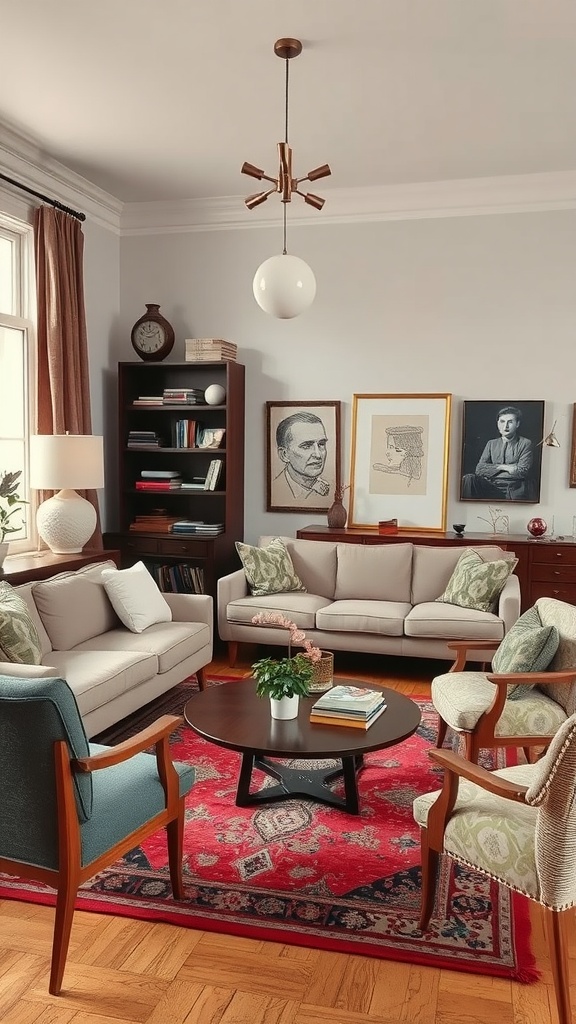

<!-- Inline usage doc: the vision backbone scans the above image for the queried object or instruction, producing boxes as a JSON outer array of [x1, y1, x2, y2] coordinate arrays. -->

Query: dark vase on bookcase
[[105, 360, 245, 607]]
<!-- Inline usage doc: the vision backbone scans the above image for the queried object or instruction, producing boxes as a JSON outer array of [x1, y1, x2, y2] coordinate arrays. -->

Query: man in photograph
[[461, 405, 535, 500], [274, 411, 330, 504]]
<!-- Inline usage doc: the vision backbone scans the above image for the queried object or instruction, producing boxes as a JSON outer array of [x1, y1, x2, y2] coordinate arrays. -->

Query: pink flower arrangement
[[251, 611, 322, 663]]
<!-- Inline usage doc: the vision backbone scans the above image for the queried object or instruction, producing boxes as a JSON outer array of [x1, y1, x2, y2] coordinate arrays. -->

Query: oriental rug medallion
[[0, 677, 536, 981]]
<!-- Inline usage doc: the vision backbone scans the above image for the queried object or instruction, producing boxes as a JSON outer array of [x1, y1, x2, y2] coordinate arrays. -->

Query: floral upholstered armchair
[[430, 598, 576, 763], [413, 711, 576, 1024]]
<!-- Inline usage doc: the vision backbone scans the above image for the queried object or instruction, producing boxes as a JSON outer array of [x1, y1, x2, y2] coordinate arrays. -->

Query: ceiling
[[1, 0, 576, 205]]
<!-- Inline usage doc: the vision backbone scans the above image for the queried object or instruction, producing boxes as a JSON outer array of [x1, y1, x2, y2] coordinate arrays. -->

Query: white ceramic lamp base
[[36, 489, 96, 554]]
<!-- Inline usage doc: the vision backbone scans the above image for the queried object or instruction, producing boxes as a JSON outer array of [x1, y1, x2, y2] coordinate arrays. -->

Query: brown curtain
[[34, 206, 103, 549]]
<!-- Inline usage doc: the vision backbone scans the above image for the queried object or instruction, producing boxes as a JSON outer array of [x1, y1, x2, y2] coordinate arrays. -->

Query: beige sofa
[[1, 559, 213, 737], [218, 536, 520, 666]]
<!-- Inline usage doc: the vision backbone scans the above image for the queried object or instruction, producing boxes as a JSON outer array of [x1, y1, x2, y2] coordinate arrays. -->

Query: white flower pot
[[270, 695, 300, 720]]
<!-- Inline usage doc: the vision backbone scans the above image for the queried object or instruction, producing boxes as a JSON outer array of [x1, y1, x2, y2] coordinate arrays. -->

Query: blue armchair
[[0, 675, 194, 995]]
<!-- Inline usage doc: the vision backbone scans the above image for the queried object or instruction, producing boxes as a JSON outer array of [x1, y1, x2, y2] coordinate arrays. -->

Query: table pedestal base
[[236, 752, 365, 814]]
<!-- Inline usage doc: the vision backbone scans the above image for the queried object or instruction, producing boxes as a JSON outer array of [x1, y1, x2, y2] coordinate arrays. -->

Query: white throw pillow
[[101, 561, 172, 633]]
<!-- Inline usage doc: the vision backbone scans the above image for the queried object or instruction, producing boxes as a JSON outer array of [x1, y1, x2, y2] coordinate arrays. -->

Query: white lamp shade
[[252, 254, 316, 319], [29, 434, 104, 490]]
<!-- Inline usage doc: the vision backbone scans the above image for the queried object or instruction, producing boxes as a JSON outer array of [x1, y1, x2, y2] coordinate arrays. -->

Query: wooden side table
[[0, 549, 120, 586]]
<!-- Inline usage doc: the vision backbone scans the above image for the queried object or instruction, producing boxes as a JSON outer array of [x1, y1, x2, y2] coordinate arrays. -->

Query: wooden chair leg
[[166, 800, 186, 900], [196, 666, 206, 692], [435, 715, 448, 750], [228, 641, 238, 668], [49, 873, 79, 995], [464, 732, 479, 764], [545, 907, 572, 1024], [419, 827, 440, 932]]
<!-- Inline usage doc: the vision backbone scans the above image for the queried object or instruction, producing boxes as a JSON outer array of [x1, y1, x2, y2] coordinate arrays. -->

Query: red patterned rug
[[0, 676, 536, 981]]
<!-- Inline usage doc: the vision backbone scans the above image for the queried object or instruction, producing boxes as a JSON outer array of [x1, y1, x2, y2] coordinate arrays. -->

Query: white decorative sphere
[[204, 383, 226, 405], [253, 254, 316, 319]]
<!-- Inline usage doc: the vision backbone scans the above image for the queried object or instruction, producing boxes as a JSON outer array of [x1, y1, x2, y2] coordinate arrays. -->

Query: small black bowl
[[452, 524, 466, 537]]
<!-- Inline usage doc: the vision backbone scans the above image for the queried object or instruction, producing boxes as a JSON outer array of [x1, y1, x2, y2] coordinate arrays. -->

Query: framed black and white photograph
[[460, 400, 545, 503], [266, 401, 341, 513], [349, 393, 451, 531]]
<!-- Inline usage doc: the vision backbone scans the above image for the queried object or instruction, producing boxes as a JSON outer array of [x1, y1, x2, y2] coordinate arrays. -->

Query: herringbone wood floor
[[0, 648, 571, 1024]]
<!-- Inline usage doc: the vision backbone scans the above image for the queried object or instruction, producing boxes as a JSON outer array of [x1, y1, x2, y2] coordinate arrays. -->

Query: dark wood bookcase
[[108, 360, 245, 604]]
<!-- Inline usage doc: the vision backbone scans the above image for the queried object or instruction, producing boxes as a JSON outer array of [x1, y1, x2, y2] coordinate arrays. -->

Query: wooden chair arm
[[73, 715, 183, 771], [446, 640, 501, 652], [428, 748, 529, 803], [485, 671, 576, 686]]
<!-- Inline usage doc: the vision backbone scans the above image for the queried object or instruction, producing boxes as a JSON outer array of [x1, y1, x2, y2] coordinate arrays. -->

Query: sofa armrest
[[162, 592, 213, 628], [497, 574, 521, 634], [0, 661, 57, 678], [217, 569, 249, 640]]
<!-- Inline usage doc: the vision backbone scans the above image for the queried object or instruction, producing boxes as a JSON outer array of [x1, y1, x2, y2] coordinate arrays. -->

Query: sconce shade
[[252, 254, 316, 319], [29, 434, 104, 553]]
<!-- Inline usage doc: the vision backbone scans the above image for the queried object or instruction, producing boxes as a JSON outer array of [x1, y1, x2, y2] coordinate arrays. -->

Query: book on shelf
[[133, 397, 163, 405], [311, 685, 385, 715], [185, 338, 237, 355], [180, 481, 206, 490], [204, 458, 223, 490], [140, 470, 181, 479], [309, 703, 387, 730], [135, 480, 182, 490], [170, 521, 224, 535]]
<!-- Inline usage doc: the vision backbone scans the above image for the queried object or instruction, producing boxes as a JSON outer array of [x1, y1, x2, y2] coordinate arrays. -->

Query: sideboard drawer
[[530, 582, 576, 604], [531, 545, 576, 566], [124, 537, 159, 555], [531, 564, 576, 584], [158, 538, 208, 557]]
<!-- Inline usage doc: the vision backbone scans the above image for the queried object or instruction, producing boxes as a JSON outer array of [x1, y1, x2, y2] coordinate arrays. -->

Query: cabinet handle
[[553, 589, 561, 595], [556, 552, 563, 558], [554, 570, 561, 576]]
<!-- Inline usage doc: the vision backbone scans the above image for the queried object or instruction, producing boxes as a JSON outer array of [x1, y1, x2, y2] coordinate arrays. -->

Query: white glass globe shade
[[253, 254, 316, 319], [204, 384, 226, 405]]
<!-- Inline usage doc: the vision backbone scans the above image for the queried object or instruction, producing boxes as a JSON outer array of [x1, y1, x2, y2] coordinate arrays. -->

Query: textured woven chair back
[[0, 675, 92, 871], [535, 598, 576, 716], [525, 711, 576, 908]]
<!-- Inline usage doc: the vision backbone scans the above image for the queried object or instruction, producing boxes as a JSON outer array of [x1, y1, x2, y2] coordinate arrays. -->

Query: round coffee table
[[184, 678, 421, 815]]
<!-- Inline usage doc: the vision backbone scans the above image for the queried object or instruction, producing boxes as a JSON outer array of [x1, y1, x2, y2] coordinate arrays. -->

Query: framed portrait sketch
[[266, 401, 341, 513], [349, 393, 451, 531], [460, 400, 545, 503]]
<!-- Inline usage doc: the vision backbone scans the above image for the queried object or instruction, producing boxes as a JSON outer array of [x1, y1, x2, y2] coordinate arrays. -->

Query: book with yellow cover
[[309, 704, 387, 730]]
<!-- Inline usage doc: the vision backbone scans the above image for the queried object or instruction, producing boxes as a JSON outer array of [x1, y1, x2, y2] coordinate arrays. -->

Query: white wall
[[112, 208, 576, 541]]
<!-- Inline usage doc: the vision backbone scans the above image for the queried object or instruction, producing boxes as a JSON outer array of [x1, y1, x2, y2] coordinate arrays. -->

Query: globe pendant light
[[242, 38, 331, 319]]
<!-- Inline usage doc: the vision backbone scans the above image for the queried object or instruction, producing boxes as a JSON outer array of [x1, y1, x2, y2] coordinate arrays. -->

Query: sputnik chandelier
[[242, 38, 331, 319]]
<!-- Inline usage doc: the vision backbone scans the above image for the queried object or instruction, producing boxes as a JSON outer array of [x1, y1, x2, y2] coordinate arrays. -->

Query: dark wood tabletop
[[183, 677, 421, 759]]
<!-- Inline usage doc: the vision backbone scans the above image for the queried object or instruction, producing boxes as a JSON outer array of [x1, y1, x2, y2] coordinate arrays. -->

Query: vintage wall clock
[[130, 303, 175, 361]]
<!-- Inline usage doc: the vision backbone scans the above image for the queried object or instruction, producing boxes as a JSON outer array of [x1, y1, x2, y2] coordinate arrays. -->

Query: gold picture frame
[[570, 404, 576, 488], [349, 393, 452, 531]]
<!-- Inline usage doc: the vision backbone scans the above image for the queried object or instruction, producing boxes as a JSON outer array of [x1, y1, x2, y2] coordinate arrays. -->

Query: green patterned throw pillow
[[236, 537, 306, 597], [436, 548, 514, 613], [492, 605, 559, 699], [0, 581, 42, 664]]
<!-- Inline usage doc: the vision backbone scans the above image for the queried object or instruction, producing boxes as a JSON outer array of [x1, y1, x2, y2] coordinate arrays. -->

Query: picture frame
[[266, 401, 341, 513], [349, 393, 451, 531], [460, 400, 545, 503], [570, 404, 576, 488]]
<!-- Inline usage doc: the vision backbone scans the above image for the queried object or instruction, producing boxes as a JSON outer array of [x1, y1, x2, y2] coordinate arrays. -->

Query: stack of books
[[136, 470, 182, 491], [170, 521, 224, 536], [185, 338, 237, 362], [127, 430, 162, 448], [163, 388, 205, 405], [309, 685, 387, 729], [133, 395, 163, 406], [129, 514, 180, 534]]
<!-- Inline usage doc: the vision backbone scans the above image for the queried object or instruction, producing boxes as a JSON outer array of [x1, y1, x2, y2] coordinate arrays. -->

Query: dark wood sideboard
[[296, 526, 576, 611]]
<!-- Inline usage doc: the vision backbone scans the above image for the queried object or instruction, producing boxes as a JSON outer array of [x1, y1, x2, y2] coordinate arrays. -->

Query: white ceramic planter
[[270, 695, 300, 720]]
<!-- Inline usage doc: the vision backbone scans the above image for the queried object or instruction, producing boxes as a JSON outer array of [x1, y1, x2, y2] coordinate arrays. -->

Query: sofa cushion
[[101, 562, 172, 633], [436, 549, 515, 613], [73, 620, 210, 674], [316, 600, 411, 636], [13, 582, 53, 657], [33, 568, 120, 650], [227, 593, 329, 631], [334, 543, 413, 602], [0, 581, 42, 664], [46, 649, 158, 715], [405, 602, 505, 641], [237, 537, 306, 597], [535, 598, 576, 715], [492, 605, 559, 699], [260, 536, 337, 600], [411, 544, 516, 605], [431, 670, 567, 736]]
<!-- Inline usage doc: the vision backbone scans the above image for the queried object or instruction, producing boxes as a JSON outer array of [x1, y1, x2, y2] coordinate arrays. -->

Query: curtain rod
[[0, 171, 86, 222]]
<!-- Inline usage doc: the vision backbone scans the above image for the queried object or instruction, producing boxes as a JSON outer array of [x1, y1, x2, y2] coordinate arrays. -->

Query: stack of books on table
[[185, 338, 237, 362], [309, 685, 387, 729], [169, 521, 225, 536], [135, 470, 182, 491], [162, 388, 205, 405]]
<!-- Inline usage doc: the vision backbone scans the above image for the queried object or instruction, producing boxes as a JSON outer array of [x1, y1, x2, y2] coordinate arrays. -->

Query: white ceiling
[[1, 0, 576, 205]]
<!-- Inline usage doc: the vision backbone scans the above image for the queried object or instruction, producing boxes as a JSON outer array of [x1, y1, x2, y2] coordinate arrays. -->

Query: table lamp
[[29, 434, 104, 553]]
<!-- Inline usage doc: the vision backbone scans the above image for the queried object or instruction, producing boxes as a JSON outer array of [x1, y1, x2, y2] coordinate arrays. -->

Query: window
[[0, 214, 36, 551]]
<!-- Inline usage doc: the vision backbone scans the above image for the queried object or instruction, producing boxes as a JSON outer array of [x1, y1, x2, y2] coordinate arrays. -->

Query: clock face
[[133, 320, 166, 354]]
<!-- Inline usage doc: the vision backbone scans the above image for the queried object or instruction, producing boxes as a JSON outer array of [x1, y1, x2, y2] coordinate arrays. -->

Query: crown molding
[[120, 170, 576, 235], [0, 122, 122, 233]]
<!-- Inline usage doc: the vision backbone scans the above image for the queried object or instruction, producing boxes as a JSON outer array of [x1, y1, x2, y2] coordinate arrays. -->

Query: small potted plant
[[251, 612, 322, 719], [0, 470, 27, 567]]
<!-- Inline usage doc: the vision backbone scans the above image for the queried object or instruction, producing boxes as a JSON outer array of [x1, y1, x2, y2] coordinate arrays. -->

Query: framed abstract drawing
[[460, 400, 545, 503], [349, 393, 451, 531], [266, 401, 341, 513]]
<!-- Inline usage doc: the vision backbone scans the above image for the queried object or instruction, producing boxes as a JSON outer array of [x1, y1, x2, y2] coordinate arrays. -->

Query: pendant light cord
[[283, 56, 289, 255]]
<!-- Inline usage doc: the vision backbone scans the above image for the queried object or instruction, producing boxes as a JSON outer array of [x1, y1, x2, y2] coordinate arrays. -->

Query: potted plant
[[251, 612, 322, 719], [0, 470, 27, 567]]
